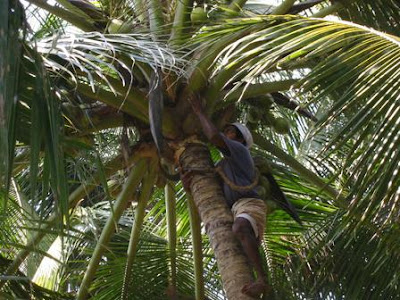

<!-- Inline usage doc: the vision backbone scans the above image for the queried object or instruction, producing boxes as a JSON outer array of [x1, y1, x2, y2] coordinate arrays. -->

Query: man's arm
[[190, 95, 227, 150], [180, 96, 227, 192]]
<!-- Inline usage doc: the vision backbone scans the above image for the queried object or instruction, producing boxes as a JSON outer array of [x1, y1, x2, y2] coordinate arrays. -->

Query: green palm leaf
[[2, 1, 400, 299], [0, 0, 23, 193], [193, 15, 399, 211], [338, 0, 400, 36]]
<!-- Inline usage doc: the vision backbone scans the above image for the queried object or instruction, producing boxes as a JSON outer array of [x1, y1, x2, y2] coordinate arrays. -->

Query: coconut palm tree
[[1, 0, 399, 299]]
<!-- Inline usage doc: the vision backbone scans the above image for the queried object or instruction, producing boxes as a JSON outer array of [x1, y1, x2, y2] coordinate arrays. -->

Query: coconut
[[108, 19, 133, 33], [263, 111, 275, 127], [247, 107, 261, 123], [273, 117, 290, 134], [191, 7, 207, 24], [108, 19, 123, 33]]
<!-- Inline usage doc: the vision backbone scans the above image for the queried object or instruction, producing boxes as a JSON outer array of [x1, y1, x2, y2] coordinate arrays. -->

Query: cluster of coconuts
[[246, 94, 291, 135]]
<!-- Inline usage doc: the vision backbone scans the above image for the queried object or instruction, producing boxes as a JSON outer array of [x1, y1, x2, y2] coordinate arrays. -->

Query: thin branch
[[271, 0, 297, 15], [76, 83, 149, 123], [77, 159, 148, 300], [288, 0, 326, 14], [165, 182, 177, 295], [121, 161, 156, 299], [223, 80, 297, 104], [311, 1, 343, 18], [76, 113, 124, 134], [187, 195, 205, 300], [228, 0, 248, 12], [75, 78, 178, 138], [148, 0, 166, 38], [169, 0, 193, 47]]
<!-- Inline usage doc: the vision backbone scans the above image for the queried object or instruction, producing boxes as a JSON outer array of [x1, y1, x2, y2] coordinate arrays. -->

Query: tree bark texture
[[179, 143, 255, 300]]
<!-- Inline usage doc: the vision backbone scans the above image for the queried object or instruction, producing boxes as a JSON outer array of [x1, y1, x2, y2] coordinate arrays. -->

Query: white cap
[[231, 122, 253, 148]]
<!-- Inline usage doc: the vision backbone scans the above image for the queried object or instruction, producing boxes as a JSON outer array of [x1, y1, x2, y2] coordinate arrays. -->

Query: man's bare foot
[[242, 280, 272, 298]]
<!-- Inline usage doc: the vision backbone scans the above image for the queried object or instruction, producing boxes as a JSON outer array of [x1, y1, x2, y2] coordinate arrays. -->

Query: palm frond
[[0, 0, 24, 192], [38, 32, 186, 85], [192, 15, 399, 213], [292, 208, 400, 299], [338, 0, 400, 36], [0, 254, 73, 300], [3, 2, 400, 300], [24, 4, 66, 39], [63, 199, 223, 300], [0, 186, 72, 296], [25, 0, 98, 32]]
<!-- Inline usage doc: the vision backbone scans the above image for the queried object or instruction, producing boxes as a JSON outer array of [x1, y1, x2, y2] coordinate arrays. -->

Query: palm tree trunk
[[179, 143, 254, 300]]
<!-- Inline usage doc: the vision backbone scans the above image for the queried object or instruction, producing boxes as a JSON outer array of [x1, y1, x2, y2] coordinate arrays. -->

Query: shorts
[[231, 198, 266, 241]]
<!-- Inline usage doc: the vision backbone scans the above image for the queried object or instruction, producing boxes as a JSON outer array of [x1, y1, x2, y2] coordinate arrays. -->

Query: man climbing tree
[[182, 96, 271, 298]]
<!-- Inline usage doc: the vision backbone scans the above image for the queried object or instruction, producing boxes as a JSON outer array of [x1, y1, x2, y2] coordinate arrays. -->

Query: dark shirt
[[217, 134, 259, 208]]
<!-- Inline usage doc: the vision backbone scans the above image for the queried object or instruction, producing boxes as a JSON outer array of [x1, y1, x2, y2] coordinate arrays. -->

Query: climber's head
[[223, 122, 253, 148]]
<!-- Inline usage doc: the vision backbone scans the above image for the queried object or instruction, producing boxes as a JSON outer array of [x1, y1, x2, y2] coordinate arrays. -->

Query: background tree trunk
[[179, 143, 255, 300]]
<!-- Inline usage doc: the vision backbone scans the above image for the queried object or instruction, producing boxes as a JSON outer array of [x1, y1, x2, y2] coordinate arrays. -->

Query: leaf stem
[[121, 161, 156, 299], [77, 159, 148, 300], [169, 0, 193, 46], [165, 182, 177, 295], [271, 0, 297, 15], [188, 194, 205, 299], [311, 2, 343, 18]]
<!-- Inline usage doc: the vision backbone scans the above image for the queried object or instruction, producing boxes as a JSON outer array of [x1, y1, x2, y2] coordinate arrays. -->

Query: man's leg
[[232, 217, 270, 297]]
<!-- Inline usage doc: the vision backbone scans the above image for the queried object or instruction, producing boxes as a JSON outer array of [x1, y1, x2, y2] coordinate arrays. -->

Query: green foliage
[[338, 0, 400, 36], [0, 0, 23, 193], [191, 7, 208, 24], [1, 0, 400, 299]]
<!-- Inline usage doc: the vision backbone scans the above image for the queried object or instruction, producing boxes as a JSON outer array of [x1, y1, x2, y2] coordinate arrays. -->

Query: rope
[[215, 166, 259, 192], [169, 136, 205, 165], [173, 137, 259, 192], [182, 166, 259, 192]]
